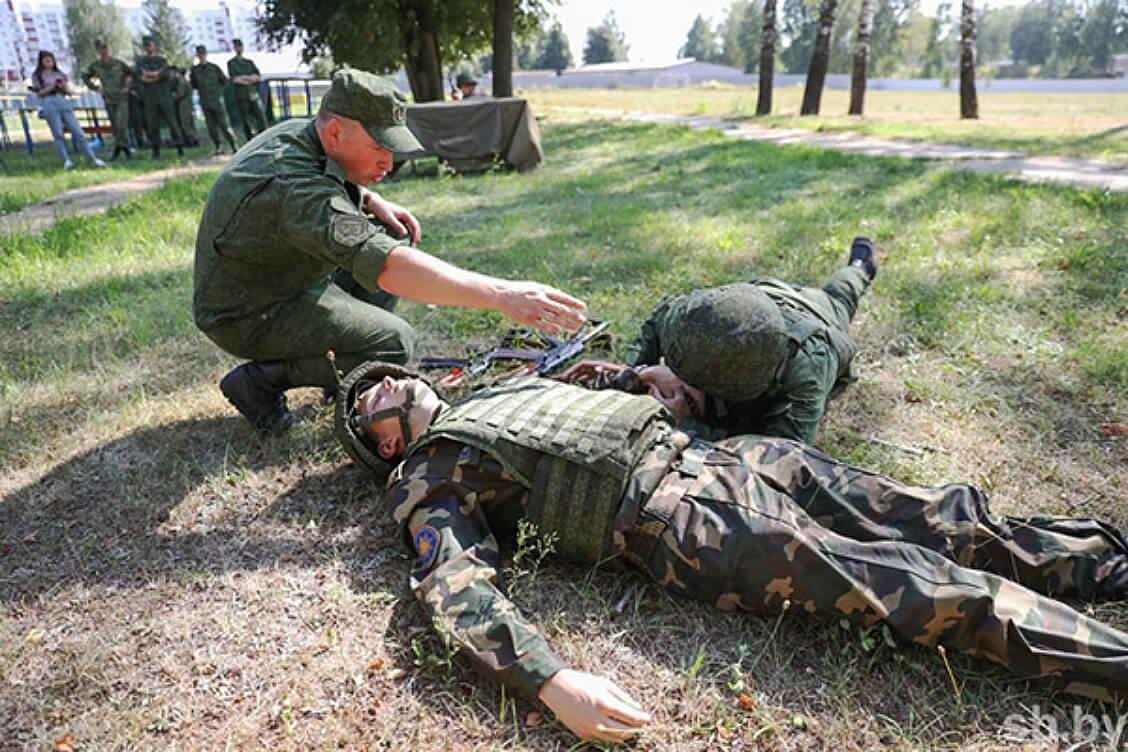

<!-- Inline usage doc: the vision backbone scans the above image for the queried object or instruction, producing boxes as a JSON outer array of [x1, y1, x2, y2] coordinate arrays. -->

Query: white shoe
[[92, 158, 106, 167], [63, 160, 74, 170]]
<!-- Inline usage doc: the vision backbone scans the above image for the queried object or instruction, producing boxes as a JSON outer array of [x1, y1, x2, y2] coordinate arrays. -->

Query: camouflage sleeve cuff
[[348, 232, 402, 291], [508, 649, 567, 698]]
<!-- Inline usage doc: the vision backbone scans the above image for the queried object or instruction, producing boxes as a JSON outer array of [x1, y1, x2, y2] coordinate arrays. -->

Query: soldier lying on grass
[[335, 363, 1128, 743], [564, 236, 878, 445]]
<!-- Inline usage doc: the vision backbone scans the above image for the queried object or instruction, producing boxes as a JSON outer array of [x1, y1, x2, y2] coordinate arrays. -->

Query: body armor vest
[[754, 278, 857, 378], [408, 378, 668, 564]]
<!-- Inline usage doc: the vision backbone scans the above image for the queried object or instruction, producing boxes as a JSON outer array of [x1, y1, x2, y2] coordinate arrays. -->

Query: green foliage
[[680, 14, 721, 62], [536, 22, 574, 73], [582, 10, 629, 64], [411, 616, 461, 682], [142, 0, 191, 68], [505, 519, 558, 604], [64, 0, 132, 75]]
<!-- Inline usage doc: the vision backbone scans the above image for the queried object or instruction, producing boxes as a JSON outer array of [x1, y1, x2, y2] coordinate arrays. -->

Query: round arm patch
[[332, 213, 374, 247]]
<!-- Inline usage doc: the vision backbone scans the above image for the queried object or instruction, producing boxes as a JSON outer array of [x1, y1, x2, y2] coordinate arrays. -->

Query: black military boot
[[152, 146, 160, 159], [176, 142, 185, 156], [219, 361, 301, 431], [849, 236, 878, 280], [108, 145, 122, 162]]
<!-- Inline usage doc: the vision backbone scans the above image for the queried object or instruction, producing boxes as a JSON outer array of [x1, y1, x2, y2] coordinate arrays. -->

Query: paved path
[[0, 155, 228, 236], [597, 110, 1128, 193]]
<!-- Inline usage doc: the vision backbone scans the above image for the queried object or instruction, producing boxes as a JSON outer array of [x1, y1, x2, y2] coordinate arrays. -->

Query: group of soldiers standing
[[80, 36, 268, 160]]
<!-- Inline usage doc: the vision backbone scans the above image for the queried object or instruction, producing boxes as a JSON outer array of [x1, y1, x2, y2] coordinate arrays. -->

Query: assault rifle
[[420, 320, 610, 378]]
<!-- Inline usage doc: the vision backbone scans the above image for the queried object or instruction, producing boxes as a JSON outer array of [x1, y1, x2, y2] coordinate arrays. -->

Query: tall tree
[[959, 0, 977, 118], [493, 0, 514, 96], [536, 21, 573, 73], [1079, 0, 1121, 74], [920, 1, 953, 79], [583, 11, 629, 64], [848, 0, 876, 114], [779, 0, 817, 72], [65, 0, 131, 75], [515, 22, 546, 69], [719, 0, 753, 70], [756, 0, 777, 113], [680, 14, 719, 60], [143, 0, 191, 67], [800, 0, 839, 115], [258, 0, 547, 102]]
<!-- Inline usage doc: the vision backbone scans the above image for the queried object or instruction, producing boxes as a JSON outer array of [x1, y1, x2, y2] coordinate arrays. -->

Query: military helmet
[[334, 360, 424, 482], [656, 284, 789, 402]]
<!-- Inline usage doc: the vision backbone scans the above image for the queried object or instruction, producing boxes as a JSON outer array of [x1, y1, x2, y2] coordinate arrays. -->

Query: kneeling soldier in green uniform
[[82, 40, 133, 161], [190, 45, 237, 155], [566, 237, 877, 445], [337, 366, 1128, 744], [193, 69, 586, 432]]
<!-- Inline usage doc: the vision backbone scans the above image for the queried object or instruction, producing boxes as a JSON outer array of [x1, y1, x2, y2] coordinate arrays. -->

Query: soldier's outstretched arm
[[377, 245, 587, 335], [538, 668, 650, 743]]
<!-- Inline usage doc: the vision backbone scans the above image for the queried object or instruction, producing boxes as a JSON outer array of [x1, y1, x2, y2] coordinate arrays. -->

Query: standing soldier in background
[[190, 45, 237, 155], [127, 77, 147, 150], [227, 39, 266, 141], [133, 35, 184, 158], [82, 40, 133, 161], [170, 66, 199, 147]]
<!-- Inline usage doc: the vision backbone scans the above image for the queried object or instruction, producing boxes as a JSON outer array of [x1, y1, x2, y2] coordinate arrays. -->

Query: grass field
[[0, 139, 223, 214], [2, 115, 1127, 750], [525, 85, 1128, 162]]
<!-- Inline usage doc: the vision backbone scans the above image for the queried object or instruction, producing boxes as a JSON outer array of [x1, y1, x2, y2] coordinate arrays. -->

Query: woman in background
[[30, 50, 105, 169]]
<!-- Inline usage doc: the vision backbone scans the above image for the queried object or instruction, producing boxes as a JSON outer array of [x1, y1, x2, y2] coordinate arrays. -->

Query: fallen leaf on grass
[[717, 723, 734, 739], [386, 668, 407, 680], [367, 658, 385, 672], [526, 711, 543, 728], [53, 734, 76, 752], [1100, 423, 1128, 437], [737, 693, 757, 711], [25, 629, 44, 644]]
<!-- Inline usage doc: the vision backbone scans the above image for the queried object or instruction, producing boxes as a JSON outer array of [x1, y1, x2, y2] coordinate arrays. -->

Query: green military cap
[[232, 38, 243, 46], [455, 71, 477, 86], [94, 39, 108, 49], [195, 44, 206, 53], [141, 35, 154, 44], [321, 68, 423, 153]]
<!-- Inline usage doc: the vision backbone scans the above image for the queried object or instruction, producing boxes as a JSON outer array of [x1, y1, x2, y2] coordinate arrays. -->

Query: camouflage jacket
[[227, 56, 261, 100], [133, 54, 171, 99], [386, 431, 681, 697], [193, 118, 404, 332], [82, 57, 132, 102], [190, 62, 227, 108]]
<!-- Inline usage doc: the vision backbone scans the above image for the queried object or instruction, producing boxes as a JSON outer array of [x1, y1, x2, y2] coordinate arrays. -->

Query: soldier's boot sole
[[849, 236, 878, 280], [219, 362, 301, 432]]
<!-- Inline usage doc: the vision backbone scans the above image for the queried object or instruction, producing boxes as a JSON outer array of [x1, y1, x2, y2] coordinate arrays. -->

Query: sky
[[551, 0, 1029, 65]]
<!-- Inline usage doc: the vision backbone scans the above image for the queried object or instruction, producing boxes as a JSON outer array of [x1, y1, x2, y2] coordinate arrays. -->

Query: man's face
[[197, 51, 207, 64], [322, 116, 395, 185], [234, 43, 244, 56], [97, 46, 109, 60], [357, 376, 438, 459], [459, 83, 476, 97], [143, 42, 155, 56]]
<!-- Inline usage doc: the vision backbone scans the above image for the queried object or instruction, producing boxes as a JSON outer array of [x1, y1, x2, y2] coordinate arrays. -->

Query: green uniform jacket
[[133, 53, 172, 101], [190, 61, 227, 108], [193, 118, 402, 333], [227, 56, 261, 100], [82, 57, 132, 103], [171, 76, 191, 104]]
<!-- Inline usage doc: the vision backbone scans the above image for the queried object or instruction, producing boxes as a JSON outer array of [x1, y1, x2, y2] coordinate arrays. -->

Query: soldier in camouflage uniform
[[194, 69, 586, 432], [567, 237, 877, 445], [82, 40, 133, 161], [133, 35, 184, 158], [227, 39, 266, 141], [170, 66, 199, 147], [190, 45, 237, 155], [339, 367, 1128, 743]]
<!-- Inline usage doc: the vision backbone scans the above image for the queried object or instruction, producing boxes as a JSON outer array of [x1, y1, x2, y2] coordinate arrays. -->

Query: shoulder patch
[[332, 213, 373, 247], [414, 524, 441, 570]]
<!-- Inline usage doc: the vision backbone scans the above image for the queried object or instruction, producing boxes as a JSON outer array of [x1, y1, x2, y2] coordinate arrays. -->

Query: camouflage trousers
[[624, 435, 1128, 701], [103, 98, 130, 150], [200, 103, 236, 150], [143, 92, 183, 148], [234, 92, 266, 140], [202, 273, 411, 390], [177, 97, 199, 143]]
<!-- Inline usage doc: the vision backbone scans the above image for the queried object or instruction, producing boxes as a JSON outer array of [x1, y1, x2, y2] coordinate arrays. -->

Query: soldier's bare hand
[[496, 282, 586, 335], [364, 192, 421, 243], [538, 669, 650, 743], [561, 360, 627, 386]]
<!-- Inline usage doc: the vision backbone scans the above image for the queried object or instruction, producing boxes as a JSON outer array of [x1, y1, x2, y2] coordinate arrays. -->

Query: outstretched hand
[[496, 281, 586, 335], [538, 669, 650, 743]]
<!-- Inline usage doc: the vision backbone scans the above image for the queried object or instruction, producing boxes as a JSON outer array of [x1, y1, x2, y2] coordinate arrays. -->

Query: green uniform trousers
[[201, 275, 412, 390], [177, 97, 198, 143], [627, 435, 1128, 701], [103, 98, 130, 150], [201, 104, 236, 150], [234, 90, 265, 140], [143, 92, 183, 148]]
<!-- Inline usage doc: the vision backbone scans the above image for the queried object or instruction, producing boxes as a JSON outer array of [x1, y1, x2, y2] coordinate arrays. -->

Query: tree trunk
[[800, 0, 839, 115], [401, 0, 444, 101], [756, 0, 777, 115], [492, 0, 514, 97], [959, 0, 978, 118], [848, 0, 876, 115]]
